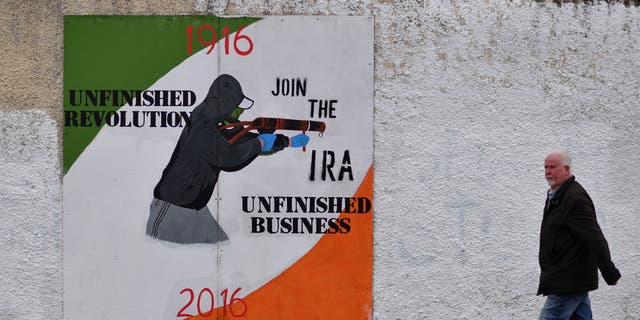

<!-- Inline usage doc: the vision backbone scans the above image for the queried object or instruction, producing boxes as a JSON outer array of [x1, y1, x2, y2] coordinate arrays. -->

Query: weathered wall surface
[[1, 1, 639, 319]]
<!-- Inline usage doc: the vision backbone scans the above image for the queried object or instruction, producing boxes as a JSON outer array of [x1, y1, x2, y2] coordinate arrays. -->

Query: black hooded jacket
[[537, 176, 621, 295], [153, 74, 262, 209]]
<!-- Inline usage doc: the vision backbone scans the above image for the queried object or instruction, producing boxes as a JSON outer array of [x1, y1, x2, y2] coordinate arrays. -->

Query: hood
[[197, 74, 246, 122]]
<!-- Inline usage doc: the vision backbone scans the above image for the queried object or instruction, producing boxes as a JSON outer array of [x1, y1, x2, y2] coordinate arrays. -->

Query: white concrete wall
[[1, 1, 639, 319], [0, 110, 61, 319]]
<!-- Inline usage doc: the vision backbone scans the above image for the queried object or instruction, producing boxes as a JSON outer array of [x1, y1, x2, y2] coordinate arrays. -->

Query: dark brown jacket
[[537, 176, 621, 295]]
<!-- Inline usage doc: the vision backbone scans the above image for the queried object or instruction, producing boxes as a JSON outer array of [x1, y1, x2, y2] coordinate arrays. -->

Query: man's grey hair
[[552, 150, 572, 167]]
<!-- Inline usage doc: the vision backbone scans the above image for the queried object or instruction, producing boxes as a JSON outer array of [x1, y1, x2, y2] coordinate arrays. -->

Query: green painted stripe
[[63, 15, 261, 174]]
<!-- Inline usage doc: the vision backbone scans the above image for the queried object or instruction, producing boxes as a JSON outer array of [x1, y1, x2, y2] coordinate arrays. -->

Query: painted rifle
[[220, 117, 326, 144]]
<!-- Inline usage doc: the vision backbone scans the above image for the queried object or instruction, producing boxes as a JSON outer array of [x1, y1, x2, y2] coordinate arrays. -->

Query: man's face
[[544, 153, 570, 189]]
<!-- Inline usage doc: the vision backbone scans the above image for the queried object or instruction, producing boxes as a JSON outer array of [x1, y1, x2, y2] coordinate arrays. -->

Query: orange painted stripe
[[189, 164, 373, 320]]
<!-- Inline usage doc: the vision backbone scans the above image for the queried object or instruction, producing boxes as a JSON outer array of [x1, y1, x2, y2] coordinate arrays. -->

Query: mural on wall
[[147, 74, 321, 244], [63, 15, 373, 319]]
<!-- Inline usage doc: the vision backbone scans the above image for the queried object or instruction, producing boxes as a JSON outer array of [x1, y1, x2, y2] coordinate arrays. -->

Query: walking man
[[538, 150, 621, 320]]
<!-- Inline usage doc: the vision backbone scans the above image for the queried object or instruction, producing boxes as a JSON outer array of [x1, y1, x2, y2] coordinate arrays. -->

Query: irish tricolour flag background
[[64, 16, 373, 319]]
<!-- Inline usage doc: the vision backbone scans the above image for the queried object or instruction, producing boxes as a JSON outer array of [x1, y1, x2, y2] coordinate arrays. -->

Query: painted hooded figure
[[154, 74, 261, 210], [147, 74, 263, 244]]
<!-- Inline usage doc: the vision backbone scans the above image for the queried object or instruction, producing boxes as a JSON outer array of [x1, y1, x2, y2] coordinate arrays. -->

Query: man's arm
[[565, 190, 621, 285]]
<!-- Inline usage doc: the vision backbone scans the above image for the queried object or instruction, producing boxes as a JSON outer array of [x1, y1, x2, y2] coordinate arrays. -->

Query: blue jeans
[[539, 293, 592, 320]]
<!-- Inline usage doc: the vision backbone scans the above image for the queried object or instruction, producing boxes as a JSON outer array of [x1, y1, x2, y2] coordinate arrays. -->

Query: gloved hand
[[258, 134, 276, 152], [258, 134, 290, 152], [290, 134, 310, 148]]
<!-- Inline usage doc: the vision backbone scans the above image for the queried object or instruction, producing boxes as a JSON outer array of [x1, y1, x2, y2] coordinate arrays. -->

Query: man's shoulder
[[561, 180, 594, 208], [566, 179, 590, 195]]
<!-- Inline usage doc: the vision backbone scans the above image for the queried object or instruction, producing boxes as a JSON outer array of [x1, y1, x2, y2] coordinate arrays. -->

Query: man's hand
[[603, 268, 621, 286]]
